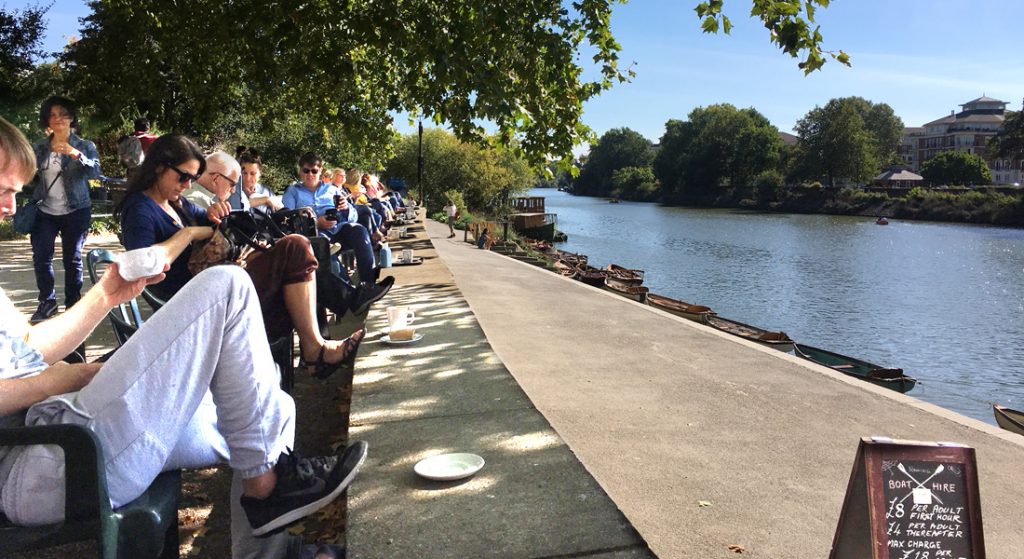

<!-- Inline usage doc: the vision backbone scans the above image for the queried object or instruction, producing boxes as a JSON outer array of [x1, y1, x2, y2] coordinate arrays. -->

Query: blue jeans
[[30, 207, 91, 305], [328, 222, 375, 283]]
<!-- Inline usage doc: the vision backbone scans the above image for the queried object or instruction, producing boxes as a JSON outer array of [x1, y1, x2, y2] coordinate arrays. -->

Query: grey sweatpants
[[1, 266, 296, 557]]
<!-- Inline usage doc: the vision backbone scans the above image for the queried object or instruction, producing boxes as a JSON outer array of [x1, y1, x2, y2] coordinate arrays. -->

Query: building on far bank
[[901, 96, 1023, 185], [874, 166, 924, 188]]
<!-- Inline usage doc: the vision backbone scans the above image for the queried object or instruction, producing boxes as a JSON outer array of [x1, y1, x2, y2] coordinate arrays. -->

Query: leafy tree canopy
[[0, 3, 47, 99], [920, 151, 992, 187], [653, 103, 780, 202], [793, 97, 900, 187], [989, 110, 1024, 162], [59, 0, 841, 169], [384, 128, 533, 213], [574, 127, 655, 196]]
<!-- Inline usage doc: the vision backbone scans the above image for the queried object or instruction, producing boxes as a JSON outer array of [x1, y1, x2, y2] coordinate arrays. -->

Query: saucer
[[393, 257, 423, 266], [381, 333, 424, 344], [414, 453, 485, 481]]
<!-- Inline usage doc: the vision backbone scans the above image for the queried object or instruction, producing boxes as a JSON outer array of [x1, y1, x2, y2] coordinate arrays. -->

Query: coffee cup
[[117, 247, 164, 281], [402, 249, 414, 263], [386, 306, 416, 331]]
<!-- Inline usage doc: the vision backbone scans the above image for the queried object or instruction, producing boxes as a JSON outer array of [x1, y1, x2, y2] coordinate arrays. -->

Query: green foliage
[[653, 104, 781, 203], [609, 166, 658, 201], [0, 4, 48, 100], [696, 0, 850, 74], [989, 110, 1024, 161], [575, 128, 654, 197], [384, 128, 532, 214], [920, 151, 992, 186], [793, 97, 901, 187]]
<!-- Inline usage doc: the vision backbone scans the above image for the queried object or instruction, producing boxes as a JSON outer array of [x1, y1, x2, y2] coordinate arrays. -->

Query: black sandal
[[302, 328, 367, 379]]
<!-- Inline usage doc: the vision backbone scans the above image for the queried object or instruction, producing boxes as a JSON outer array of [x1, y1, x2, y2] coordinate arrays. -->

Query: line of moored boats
[[529, 244, 918, 394]]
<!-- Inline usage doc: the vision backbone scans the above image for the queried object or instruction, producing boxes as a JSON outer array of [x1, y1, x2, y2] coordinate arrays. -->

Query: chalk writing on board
[[881, 460, 972, 559]]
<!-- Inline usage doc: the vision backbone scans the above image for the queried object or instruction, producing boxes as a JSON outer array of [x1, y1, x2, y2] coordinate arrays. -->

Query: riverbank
[[427, 217, 1024, 557]]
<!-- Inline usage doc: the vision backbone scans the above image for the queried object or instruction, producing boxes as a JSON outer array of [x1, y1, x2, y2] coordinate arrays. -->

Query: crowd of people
[[0, 96, 418, 558]]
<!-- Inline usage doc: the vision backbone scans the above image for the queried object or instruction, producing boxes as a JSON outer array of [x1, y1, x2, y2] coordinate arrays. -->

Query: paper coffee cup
[[117, 247, 164, 281]]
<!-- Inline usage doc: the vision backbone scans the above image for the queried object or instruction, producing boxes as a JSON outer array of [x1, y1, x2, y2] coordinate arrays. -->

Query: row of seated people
[[0, 120, 385, 556]]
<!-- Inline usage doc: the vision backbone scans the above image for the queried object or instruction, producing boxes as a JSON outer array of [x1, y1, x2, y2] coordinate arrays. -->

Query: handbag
[[270, 207, 317, 237], [187, 211, 279, 276], [12, 170, 62, 234]]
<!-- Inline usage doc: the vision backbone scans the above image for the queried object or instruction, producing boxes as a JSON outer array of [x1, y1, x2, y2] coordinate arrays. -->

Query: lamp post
[[417, 120, 424, 207]]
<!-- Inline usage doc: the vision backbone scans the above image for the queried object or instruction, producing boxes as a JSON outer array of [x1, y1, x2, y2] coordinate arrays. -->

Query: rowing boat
[[554, 250, 588, 268], [605, 263, 645, 287], [647, 293, 716, 323], [993, 405, 1024, 435], [575, 264, 607, 287], [705, 315, 795, 351], [603, 282, 649, 302], [792, 343, 917, 393]]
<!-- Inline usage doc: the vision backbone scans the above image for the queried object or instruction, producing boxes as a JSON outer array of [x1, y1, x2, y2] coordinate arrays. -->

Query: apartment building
[[902, 96, 1022, 185]]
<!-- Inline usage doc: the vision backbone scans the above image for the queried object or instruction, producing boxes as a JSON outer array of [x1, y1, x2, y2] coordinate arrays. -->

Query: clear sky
[[17, 0, 1024, 144]]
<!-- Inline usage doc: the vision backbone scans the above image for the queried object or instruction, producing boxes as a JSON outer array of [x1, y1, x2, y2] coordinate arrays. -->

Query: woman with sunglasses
[[114, 135, 364, 378], [26, 96, 101, 324]]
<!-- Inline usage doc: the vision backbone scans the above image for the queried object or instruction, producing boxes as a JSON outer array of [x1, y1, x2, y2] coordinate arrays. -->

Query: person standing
[[443, 199, 458, 238], [28, 96, 101, 323], [131, 118, 158, 153]]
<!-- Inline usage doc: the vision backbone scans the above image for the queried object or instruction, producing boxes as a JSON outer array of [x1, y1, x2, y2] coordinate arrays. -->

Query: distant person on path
[[0, 115, 369, 556], [132, 118, 158, 153], [477, 228, 494, 250], [444, 199, 458, 238], [27, 96, 101, 324]]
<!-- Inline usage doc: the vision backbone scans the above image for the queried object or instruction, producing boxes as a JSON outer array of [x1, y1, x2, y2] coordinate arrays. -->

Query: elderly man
[[184, 150, 238, 209], [0, 116, 368, 557]]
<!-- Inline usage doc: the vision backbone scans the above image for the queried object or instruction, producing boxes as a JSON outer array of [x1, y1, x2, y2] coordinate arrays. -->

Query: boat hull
[[603, 282, 649, 303], [793, 343, 917, 393], [705, 315, 795, 352], [993, 405, 1024, 436], [647, 293, 715, 324]]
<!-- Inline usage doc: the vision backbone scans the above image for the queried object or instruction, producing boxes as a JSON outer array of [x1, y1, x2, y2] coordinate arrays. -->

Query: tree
[[609, 166, 658, 201], [794, 99, 879, 187], [574, 128, 654, 197], [920, 151, 992, 186], [653, 104, 781, 203], [989, 110, 1024, 162], [384, 128, 533, 213], [59, 1, 843, 168], [0, 4, 47, 99]]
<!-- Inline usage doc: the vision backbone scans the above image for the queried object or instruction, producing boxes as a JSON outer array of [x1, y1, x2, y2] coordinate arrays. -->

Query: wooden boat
[[554, 250, 587, 268], [876, 216, 889, 225], [705, 315, 795, 352], [603, 282, 649, 303], [993, 405, 1024, 436], [605, 263, 645, 287], [792, 343, 917, 394], [647, 293, 716, 323], [576, 264, 607, 287], [608, 198, 620, 204]]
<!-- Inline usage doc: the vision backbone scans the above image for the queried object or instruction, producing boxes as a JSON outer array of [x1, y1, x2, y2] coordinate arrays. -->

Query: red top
[[132, 131, 158, 153]]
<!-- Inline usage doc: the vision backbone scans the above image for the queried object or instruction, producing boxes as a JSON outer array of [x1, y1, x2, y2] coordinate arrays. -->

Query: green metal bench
[[0, 424, 180, 558]]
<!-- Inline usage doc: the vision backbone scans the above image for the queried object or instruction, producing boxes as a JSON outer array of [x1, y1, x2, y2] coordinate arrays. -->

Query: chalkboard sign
[[830, 437, 986, 559]]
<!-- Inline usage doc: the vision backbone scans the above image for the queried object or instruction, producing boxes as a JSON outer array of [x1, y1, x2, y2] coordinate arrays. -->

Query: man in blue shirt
[[282, 152, 388, 297]]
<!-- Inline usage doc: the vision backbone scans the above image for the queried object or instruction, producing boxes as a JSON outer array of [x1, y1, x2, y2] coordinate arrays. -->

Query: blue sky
[[18, 0, 1024, 144]]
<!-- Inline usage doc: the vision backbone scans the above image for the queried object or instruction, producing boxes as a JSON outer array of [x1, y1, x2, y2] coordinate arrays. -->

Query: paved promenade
[[422, 220, 1024, 558]]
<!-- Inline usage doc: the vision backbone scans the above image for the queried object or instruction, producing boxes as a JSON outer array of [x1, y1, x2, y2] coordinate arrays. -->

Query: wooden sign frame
[[830, 437, 986, 559]]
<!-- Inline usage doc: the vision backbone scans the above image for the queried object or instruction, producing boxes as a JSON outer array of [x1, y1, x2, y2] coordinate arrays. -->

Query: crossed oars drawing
[[897, 463, 945, 505]]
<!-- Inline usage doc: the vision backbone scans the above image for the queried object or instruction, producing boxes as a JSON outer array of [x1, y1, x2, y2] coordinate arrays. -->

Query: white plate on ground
[[414, 453, 485, 481], [380, 333, 424, 344]]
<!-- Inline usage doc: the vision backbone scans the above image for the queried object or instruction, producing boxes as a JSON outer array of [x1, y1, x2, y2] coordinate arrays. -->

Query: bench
[[0, 424, 180, 558]]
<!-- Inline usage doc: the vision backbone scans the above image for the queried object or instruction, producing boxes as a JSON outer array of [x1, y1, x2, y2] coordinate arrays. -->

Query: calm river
[[537, 188, 1024, 425]]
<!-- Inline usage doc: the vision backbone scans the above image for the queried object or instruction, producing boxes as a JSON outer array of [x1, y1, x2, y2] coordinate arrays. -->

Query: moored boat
[[993, 405, 1024, 436], [603, 281, 649, 303], [792, 343, 916, 393], [705, 315, 795, 351], [605, 264, 645, 287], [554, 250, 587, 268], [576, 264, 607, 287], [647, 293, 716, 323]]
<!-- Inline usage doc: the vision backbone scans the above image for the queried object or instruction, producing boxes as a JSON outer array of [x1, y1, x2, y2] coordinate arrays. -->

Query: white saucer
[[414, 453, 485, 481], [381, 333, 424, 344]]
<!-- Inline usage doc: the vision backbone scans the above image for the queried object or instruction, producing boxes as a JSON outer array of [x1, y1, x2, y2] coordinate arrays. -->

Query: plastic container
[[116, 247, 164, 281]]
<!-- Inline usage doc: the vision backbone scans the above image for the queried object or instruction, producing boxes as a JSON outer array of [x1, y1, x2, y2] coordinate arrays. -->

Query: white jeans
[[2, 266, 296, 556]]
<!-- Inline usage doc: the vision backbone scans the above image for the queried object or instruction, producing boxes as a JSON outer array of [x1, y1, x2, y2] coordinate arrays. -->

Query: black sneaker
[[351, 276, 394, 316], [30, 299, 58, 324], [241, 441, 369, 537]]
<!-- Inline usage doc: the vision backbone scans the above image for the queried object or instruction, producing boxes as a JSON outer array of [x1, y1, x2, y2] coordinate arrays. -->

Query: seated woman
[[116, 135, 364, 378], [477, 228, 495, 250], [0, 116, 368, 553]]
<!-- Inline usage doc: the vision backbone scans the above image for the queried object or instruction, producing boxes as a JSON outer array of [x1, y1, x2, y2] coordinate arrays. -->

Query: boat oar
[[897, 463, 945, 505]]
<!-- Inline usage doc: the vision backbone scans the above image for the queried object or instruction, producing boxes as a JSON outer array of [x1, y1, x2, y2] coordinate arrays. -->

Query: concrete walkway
[[425, 220, 1024, 558]]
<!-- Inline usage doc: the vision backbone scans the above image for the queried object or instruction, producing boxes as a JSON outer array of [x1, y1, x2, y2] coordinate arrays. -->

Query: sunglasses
[[166, 163, 201, 184], [214, 172, 237, 185], [301, 167, 320, 175]]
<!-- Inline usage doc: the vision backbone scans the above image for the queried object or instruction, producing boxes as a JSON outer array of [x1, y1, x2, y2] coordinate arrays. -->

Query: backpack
[[117, 134, 144, 169]]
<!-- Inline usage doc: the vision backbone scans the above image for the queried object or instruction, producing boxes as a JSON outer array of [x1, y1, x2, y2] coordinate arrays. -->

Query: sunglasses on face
[[214, 172, 237, 185], [301, 168, 320, 175], [165, 163, 201, 184]]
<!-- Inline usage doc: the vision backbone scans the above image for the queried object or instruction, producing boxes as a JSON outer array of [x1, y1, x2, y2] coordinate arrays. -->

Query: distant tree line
[[572, 96, 1011, 204]]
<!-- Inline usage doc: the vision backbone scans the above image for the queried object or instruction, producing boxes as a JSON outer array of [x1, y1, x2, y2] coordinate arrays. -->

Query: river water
[[536, 188, 1024, 425]]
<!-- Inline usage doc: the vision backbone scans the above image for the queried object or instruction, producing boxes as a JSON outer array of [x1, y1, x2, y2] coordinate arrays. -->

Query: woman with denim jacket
[[27, 96, 101, 323]]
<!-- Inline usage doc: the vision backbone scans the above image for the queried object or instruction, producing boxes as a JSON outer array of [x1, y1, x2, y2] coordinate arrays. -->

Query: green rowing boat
[[792, 343, 916, 393]]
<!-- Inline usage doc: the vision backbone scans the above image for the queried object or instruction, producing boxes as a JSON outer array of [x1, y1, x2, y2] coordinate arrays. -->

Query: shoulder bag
[[12, 171, 62, 234]]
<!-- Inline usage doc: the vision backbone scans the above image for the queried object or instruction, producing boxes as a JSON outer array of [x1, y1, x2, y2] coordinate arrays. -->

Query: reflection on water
[[539, 189, 1024, 425]]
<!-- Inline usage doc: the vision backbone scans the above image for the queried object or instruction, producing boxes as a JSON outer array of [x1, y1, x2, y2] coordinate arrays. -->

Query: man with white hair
[[184, 150, 239, 209]]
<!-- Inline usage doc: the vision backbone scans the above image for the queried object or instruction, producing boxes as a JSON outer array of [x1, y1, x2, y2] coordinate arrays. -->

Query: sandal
[[302, 328, 367, 379]]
